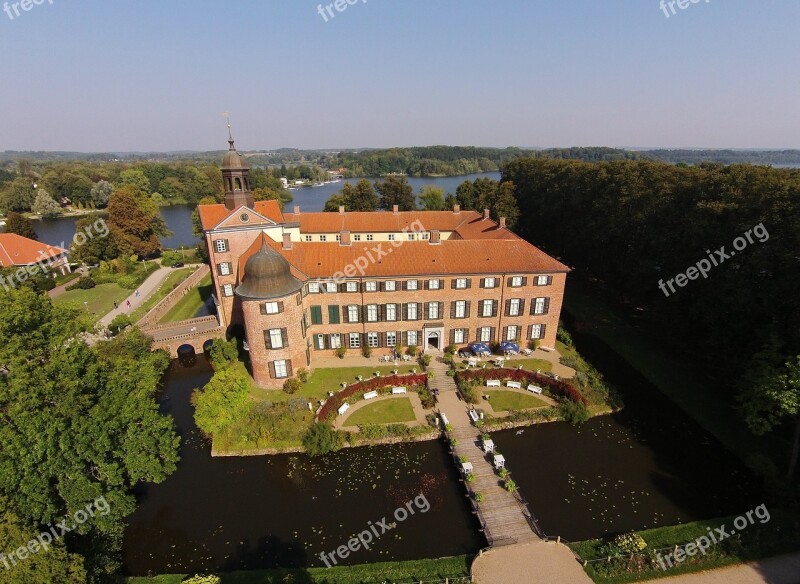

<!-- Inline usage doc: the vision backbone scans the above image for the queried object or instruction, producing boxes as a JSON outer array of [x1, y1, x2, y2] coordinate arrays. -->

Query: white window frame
[[219, 262, 231, 276], [214, 240, 228, 253], [428, 302, 440, 320], [536, 275, 549, 286], [349, 333, 361, 349], [305, 235, 312, 242], [353, 234, 361, 241], [336, 234, 341, 242], [406, 280, 418, 291], [484, 277, 496, 288], [365, 281, 378, 292], [480, 327, 492, 342], [274, 360, 288, 379], [453, 329, 465, 344], [386, 331, 397, 347], [367, 332, 379, 348], [384, 280, 396, 291], [509, 298, 521, 317], [407, 233, 416, 240], [319, 235, 327, 242], [407, 330, 418, 346], [534, 297, 547, 315], [346, 281, 358, 292], [330, 333, 342, 349], [326, 282, 337, 293], [347, 305, 359, 323], [407, 303, 418, 320], [455, 300, 466, 318], [507, 325, 518, 341], [511, 276, 523, 287], [531, 324, 544, 340], [265, 302, 279, 315], [366, 234, 374, 241], [455, 278, 467, 289], [308, 282, 320, 294], [428, 279, 441, 290], [315, 334, 326, 350], [222, 284, 234, 297], [367, 304, 378, 322], [385, 303, 397, 321], [422, 232, 430, 240], [388, 234, 396, 241], [482, 300, 493, 317], [269, 329, 284, 349]]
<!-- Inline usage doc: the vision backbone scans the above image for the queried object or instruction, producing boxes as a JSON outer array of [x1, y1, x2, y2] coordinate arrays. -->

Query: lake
[[26, 172, 501, 251]]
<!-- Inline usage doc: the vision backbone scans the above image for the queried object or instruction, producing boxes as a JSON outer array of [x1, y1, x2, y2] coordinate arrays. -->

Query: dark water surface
[[122, 359, 483, 576], [492, 322, 760, 542]]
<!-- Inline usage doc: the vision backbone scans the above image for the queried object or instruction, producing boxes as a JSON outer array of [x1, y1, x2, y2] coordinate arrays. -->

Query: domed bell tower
[[222, 120, 255, 210]]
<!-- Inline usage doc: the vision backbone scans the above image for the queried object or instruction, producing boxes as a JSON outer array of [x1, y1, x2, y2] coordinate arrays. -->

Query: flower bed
[[317, 373, 428, 421], [455, 368, 588, 406]]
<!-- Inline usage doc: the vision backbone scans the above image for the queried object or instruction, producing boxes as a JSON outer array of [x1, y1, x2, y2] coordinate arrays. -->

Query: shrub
[[182, 576, 221, 584], [421, 354, 432, 367], [207, 338, 238, 369], [445, 344, 457, 354], [499, 467, 509, 479], [317, 373, 428, 421], [459, 455, 468, 463], [66, 276, 96, 291], [474, 492, 485, 503], [504, 478, 517, 493], [108, 313, 132, 336], [465, 473, 475, 484], [335, 346, 347, 359], [407, 345, 418, 357], [160, 250, 183, 267], [302, 423, 344, 456], [283, 378, 302, 395], [297, 368, 309, 383], [116, 274, 140, 290], [612, 533, 647, 555], [361, 346, 372, 358], [560, 400, 590, 426], [528, 339, 540, 351], [557, 323, 574, 347]]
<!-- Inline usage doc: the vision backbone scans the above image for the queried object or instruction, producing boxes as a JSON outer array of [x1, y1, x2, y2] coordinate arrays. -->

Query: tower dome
[[235, 240, 303, 300]]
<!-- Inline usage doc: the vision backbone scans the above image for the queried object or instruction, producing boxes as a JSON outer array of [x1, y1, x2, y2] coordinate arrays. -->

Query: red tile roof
[[0, 234, 67, 267], [243, 237, 568, 280], [198, 200, 285, 230]]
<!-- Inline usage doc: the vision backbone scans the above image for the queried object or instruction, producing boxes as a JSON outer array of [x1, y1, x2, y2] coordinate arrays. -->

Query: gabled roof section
[[259, 238, 569, 279], [0, 234, 67, 267], [198, 200, 285, 231], [216, 205, 279, 230]]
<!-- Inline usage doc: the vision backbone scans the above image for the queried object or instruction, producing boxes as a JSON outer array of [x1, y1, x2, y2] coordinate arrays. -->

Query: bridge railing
[[137, 264, 210, 327]]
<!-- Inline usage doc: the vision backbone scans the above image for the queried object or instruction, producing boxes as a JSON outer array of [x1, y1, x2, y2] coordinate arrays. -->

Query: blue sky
[[1, 0, 798, 151]]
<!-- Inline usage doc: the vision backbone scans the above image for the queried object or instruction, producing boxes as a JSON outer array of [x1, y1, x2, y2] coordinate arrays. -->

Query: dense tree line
[[0, 289, 180, 581], [504, 158, 800, 478]]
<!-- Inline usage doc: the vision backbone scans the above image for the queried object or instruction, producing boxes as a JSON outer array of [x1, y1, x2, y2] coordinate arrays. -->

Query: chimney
[[282, 233, 292, 250], [430, 230, 441, 244], [499, 217, 506, 229], [392, 204, 399, 215], [483, 209, 490, 220], [453, 204, 461, 214], [340, 231, 351, 246], [294, 205, 301, 215], [339, 205, 345, 215]]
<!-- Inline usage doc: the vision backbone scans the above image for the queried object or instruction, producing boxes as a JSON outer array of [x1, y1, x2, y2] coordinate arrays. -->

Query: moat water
[[122, 317, 760, 576]]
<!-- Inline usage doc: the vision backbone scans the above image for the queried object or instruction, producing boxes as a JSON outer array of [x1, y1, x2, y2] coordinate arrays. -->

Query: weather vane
[[223, 112, 232, 140]]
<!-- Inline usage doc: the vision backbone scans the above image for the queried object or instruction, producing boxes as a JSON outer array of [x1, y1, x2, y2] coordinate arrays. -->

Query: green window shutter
[[328, 305, 340, 324], [311, 305, 323, 325]]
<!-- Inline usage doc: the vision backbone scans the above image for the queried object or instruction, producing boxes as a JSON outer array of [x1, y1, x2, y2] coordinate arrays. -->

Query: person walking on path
[[126, 299, 131, 309], [113, 301, 118, 309]]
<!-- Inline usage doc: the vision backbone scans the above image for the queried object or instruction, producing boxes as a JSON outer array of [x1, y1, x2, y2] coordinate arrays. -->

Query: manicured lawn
[[127, 554, 473, 584], [130, 267, 194, 322], [511, 357, 553, 372], [486, 389, 549, 411], [344, 397, 416, 426], [160, 273, 213, 322], [54, 283, 133, 318]]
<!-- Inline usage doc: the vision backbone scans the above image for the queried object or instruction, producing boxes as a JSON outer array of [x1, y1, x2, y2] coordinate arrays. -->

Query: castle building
[[198, 136, 569, 387]]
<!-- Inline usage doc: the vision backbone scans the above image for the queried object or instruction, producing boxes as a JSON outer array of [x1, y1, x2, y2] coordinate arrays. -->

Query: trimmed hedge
[[455, 368, 588, 406], [317, 373, 428, 421]]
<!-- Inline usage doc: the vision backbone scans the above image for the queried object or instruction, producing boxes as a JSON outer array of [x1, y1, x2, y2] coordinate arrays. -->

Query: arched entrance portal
[[427, 331, 441, 351]]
